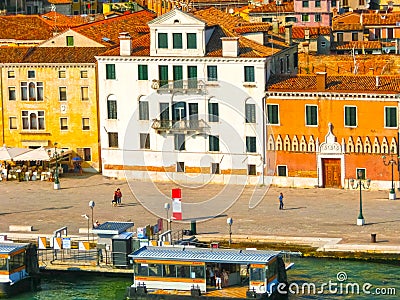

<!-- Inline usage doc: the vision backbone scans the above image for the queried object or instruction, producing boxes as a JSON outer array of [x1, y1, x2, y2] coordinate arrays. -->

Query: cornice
[[266, 91, 400, 100], [95, 56, 267, 63]]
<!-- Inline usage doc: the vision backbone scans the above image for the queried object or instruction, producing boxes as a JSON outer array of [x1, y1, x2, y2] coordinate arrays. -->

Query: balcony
[[151, 79, 206, 94], [151, 119, 209, 134]]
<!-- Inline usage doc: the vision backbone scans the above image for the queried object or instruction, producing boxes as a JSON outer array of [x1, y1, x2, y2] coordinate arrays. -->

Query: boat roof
[[0, 243, 28, 255], [92, 221, 134, 235], [129, 246, 281, 264]]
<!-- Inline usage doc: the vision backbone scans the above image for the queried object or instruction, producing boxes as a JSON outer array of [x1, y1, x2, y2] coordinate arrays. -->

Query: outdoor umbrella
[[0, 145, 30, 160], [13, 147, 50, 161]]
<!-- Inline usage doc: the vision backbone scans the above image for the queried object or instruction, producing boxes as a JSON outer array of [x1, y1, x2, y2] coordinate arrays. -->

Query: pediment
[[148, 9, 206, 27], [39, 29, 104, 47]]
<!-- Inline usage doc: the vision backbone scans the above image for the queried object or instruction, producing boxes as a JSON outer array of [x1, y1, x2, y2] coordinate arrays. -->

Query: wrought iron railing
[[151, 119, 209, 132], [151, 79, 205, 92]]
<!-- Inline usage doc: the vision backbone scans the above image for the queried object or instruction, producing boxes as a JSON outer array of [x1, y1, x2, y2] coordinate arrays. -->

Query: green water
[[10, 257, 400, 299]]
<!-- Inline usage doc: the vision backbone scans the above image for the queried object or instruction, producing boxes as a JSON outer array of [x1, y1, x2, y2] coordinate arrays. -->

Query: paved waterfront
[[1, 174, 400, 250]]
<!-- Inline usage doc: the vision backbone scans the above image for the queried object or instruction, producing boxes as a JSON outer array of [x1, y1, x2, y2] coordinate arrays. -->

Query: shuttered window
[[267, 104, 279, 125], [245, 103, 256, 123], [344, 106, 357, 127], [208, 103, 219, 122], [138, 65, 148, 80], [106, 64, 116, 80], [108, 132, 119, 147], [139, 101, 149, 120], [107, 99, 117, 119], [306, 105, 318, 126], [207, 66, 217, 81], [244, 66, 255, 82], [158, 33, 168, 48], [246, 136, 256, 153], [187, 33, 196, 49], [159, 65, 168, 87], [385, 107, 397, 128], [209, 135, 220, 151], [173, 33, 182, 49]]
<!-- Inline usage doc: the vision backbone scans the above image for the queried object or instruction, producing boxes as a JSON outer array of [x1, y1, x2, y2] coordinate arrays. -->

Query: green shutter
[[173, 33, 182, 49], [159, 65, 168, 87], [66, 36, 74, 46], [207, 66, 217, 81], [345, 106, 356, 126], [386, 107, 397, 128], [187, 33, 197, 49], [173, 66, 183, 88], [209, 135, 220, 151], [267, 104, 278, 124], [158, 33, 168, 48], [106, 64, 116, 80], [138, 65, 148, 80], [188, 66, 197, 89], [306, 105, 317, 126], [244, 66, 255, 82], [139, 101, 149, 120], [245, 103, 256, 123], [246, 137, 256, 153], [208, 103, 219, 122]]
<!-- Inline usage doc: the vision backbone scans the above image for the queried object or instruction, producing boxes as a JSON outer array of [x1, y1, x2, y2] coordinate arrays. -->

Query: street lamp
[[382, 151, 399, 200], [89, 201, 95, 228], [164, 203, 170, 231], [48, 142, 64, 190], [227, 217, 233, 246], [81, 214, 89, 242], [350, 170, 371, 226]]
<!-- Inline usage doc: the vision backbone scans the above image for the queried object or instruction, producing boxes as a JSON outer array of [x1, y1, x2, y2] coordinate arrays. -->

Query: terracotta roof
[[267, 75, 400, 93], [249, 1, 294, 13], [193, 7, 248, 31], [47, 0, 72, 4], [40, 11, 105, 30], [0, 47, 106, 63], [72, 10, 155, 46], [0, 15, 55, 40], [279, 26, 330, 39], [362, 12, 400, 25], [332, 22, 363, 31], [335, 41, 382, 50], [332, 12, 361, 24], [234, 23, 271, 34]]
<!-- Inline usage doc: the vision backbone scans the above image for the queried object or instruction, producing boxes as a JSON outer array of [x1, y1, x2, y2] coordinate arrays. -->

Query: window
[[385, 107, 397, 128], [374, 28, 381, 40], [277, 165, 287, 176], [337, 32, 344, 44], [359, 0, 365, 5], [173, 65, 183, 88], [342, 0, 348, 5], [82, 118, 90, 130], [177, 162, 185, 172], [388, 28, 394, 40], [302, 14, 310, 22], [280, 58, 284, 73], [315, 14, 321, 22], [28, 70, 35, 78], [60, 118, 68, 130], [187, 33, 197, 49], [248, 164, 256, 175], [174, 134, 185, 151], [245, 103, 256, 123], [262, 17, 273, 22], [139, 101, 149, 120], [321, 41, 326, 47], [187, 66, 197, 89], [77, 148, 91, 161], [108, 132, 119, 147], [302, 0, 309, 7], [267, 104, 279, 125], [158, 33, 168, 48], [211, 163, 220, 174], [58, 70, 66, 78], [306, 105, 318, 126], [8, 87, 16, 100], [22, 110, 45, 130], [7, 70, 15, 78], [315, 0, 321, 7], [106, 64, 116, 80], [344, 106, 357, 127], [244, 66, 255, 82], [352, 32, 358, 41], [209, 135, 220, 151], [138, 65, 148, 80], [208, 102, 219, 122], [286, 55, 290, 72], [140, 133, 150, 149], [66, 36, 74, 46], [9, 117, 17, 129], [173, 33, 182, 49], [331, 0, 337, 6], [107, 96, 117, 119], [246, 136, 256, 153], [356, 168, 366, 180], [21, 82, 43, 101], [59, 87, 67, 101], [207, 66, 218, 81], [159, 65, 168, 87], [80, 70, 88, 78], [81, 87, 89, 101]]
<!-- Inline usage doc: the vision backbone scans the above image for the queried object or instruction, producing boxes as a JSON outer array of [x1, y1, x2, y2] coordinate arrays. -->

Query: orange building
[[266, 73, 400, 192]]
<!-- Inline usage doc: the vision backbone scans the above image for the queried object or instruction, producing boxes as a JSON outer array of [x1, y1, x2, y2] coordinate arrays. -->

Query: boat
[[0, 243, 40, 298], [126, 246, 292, 299]]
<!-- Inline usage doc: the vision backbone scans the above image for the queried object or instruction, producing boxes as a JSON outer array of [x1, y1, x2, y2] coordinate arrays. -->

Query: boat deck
[[150, 285, 248, 299]]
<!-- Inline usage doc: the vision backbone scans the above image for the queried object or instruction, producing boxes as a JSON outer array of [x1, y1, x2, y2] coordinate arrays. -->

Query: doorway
[[322, 158, 341, 188]]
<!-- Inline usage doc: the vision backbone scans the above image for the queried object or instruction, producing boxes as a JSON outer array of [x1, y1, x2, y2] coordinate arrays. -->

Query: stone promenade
[[1, 174, 400, 254]]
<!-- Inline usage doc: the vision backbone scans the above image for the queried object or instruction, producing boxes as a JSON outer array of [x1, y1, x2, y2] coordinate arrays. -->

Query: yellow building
[[0, 47, 104, 172]]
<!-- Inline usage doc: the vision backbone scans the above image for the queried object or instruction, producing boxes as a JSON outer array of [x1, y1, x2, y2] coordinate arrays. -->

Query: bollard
[[370, 233, 377, 243]]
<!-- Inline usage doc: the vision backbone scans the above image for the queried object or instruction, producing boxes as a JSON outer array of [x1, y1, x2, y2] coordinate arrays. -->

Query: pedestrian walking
[[279, 192, 284, 210]]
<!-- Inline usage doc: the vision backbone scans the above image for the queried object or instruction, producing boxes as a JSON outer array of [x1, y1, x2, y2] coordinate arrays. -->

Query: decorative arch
[[276, 135, 283, 151], [355, 136, 363, 153], [390, 137, 397, 154], [292, 135, 299, 152], [347, 137, 354, 153], [381, 137, 389, 154], [373, 137, 380, 154], [300, 135, 307, 152], [364, 136, 371, 153], [268, 134, 275, 151], [284, 135, 291, 151], [308, 135, 315, 152]]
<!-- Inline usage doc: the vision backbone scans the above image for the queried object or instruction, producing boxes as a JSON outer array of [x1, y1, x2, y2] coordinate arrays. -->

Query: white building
[[96, 8, 298, 185]]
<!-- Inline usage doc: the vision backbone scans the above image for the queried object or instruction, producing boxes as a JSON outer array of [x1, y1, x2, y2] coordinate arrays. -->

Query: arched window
[[107, 94, 117, 119]]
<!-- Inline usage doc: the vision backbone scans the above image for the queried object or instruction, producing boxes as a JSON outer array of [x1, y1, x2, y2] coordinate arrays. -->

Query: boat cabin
[[128, 246, 289, 298]]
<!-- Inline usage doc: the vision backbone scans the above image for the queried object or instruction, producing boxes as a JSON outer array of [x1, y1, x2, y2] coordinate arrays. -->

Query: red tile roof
[[234, 23, 271, 34], [335, 41, 382, 50], [0, 47, 106, 63], [332, 12, 361, 24], [193, 7, 248, 31], [0, 15, 55, 40], [40, 11, 105, 30], [249, 1, 294, 13], [332, 23, 363, 31], [362, 12, 400, 25], [279, 26, 331, 39], [267, 75, 400, 93]]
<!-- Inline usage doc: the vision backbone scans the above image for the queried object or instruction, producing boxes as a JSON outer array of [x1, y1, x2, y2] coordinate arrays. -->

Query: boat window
[[9, 252, 25, 272], [177, 265, 191, 278], [136, 263, 149, 276], [267, 259, 278, 280], [163, 264, 177, 277], [250, 267, 265, 282], [0, 258, 7, 270], [191, 266, 205, 278], [148, 264, 162, 277]]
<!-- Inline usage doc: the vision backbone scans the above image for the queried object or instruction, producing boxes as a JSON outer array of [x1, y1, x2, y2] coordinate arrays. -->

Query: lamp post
[[382, 151, 399, 200], [82, 214, 89, 242], [164, 203, 170, 231], [350, 170, 371, 226], [89, 201, 95, 228], [227, 217, 233, 246], [48, 142, 64, 190]]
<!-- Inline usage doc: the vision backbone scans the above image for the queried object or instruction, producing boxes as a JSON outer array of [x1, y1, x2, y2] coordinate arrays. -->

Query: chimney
[[316, 72, 327, 92], [221, 37, 239, 57], [119, 32, 132, 56], [285, 24, 292, 46]]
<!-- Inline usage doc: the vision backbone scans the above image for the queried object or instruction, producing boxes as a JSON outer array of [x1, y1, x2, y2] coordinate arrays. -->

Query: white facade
[[96, 9, 295, 184]]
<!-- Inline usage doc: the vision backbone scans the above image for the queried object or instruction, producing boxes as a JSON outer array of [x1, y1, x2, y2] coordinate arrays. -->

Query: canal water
[[12, 257, 400, 299]]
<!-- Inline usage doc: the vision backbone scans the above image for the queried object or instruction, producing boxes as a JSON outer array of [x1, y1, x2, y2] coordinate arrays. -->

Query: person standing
[[215, 267, 222, 290], [279, 192, 284, 210], [115, 188, 122, 205]]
